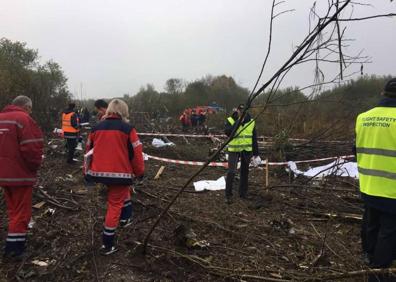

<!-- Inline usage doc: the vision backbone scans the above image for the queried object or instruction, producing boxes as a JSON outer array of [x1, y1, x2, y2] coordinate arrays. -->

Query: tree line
[[0, 38, 71, 131], [121, 75, 249, 117], [251, 75, 391, 140], [0, 38, 391, 139]]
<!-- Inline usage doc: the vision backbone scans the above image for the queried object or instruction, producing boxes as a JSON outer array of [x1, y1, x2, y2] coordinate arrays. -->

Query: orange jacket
[[62, 110, 80, 138]]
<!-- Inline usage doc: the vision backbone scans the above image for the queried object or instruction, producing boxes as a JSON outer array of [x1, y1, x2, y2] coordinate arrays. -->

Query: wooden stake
[[154, 166, 166, 180], [265, 159, 269, 187], [33, 201, 46, 209]]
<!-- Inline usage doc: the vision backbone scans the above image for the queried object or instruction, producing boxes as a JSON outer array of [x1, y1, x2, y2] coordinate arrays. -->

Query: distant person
[[0, 96, 44, 261], [190, 109, 198, 127], [179, 112, 187, 131], [81, 107, 90, 124], [224, 104, 261, 204], [94, 99, 108, 121], [197, 111, 208, 134], [356, 78, 396, 280], [62, 102, 80, 164], [85, 99, 144, 255], [198, 111, 206, 126], [179, 111, 189, 131]]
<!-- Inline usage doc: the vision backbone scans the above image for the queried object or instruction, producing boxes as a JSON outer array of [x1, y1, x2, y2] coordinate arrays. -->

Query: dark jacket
[[225, 112, 259, 156]]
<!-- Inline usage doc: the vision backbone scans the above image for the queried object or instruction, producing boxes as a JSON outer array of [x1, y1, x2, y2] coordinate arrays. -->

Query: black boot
[[225, 172, 235, 203], [101, 227, 118, 256], [3, 239, 26, 262], [120, 199, 133, 228], [66, 138, 77, 163], [239, 175, 249, 198], [239, 158, 250, 198]]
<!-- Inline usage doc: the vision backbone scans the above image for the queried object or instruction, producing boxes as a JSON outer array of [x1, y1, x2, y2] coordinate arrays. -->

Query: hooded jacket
[[0, 105, 44, 186], [85, 115, 144, 185]]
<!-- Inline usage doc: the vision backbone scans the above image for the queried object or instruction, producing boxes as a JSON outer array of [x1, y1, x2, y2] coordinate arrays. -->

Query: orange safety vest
[[62, 112, 80, 133]]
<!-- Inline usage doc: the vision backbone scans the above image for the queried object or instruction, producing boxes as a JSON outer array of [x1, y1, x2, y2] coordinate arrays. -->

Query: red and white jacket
[[0, 105, 44, 187], [85, 115, 144, 185]]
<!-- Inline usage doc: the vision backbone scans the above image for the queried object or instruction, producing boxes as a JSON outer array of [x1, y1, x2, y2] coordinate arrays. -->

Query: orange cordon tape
[[138, 132, 349, 143], [144, 154, 355, 167]]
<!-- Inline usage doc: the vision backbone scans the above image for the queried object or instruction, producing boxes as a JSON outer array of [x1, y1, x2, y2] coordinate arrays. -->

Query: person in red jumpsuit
[[85, 99, 144, 255], [0, 95, 44, 261]]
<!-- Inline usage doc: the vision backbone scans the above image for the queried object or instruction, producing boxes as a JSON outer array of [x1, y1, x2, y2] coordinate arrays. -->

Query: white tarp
[[152, 138, 175, 148], [193, 176, 226, 191], [287, 158, 359, 179]]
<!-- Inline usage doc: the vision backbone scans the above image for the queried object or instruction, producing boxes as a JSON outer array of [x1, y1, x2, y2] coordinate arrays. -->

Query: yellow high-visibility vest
[[356, 106, 396, 199], [227, 117, 255, 152]]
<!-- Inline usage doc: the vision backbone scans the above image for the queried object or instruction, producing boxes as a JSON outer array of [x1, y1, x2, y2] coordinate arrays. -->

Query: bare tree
[[141, 0, 395, 253]]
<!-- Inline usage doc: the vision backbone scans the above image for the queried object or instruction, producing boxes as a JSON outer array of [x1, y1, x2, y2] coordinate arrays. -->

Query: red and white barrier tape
[[138, 132, 349, 144], [270, 155, 355, 165], [144, 154, 355, 168], [145, 154, 228, 167], [139, 132, 226, 138]]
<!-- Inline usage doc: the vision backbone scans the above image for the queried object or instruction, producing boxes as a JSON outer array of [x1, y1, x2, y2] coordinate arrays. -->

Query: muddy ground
[[0, 135, 374, 281]]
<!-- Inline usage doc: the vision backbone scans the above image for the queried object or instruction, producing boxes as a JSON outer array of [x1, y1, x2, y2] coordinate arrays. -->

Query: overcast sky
[[1, 0, 395, 99]]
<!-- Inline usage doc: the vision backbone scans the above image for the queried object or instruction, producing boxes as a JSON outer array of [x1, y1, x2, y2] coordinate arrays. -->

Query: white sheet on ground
[[287, 158, 358, 178], [194, 176, 226, 191], [152, 138, 175, 148]]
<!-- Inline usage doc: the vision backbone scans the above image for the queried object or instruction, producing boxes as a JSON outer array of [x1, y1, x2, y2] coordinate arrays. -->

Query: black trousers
[[225, 151, 252, 198], [66, 138, 77, 163], [361, 205, 396, 281]]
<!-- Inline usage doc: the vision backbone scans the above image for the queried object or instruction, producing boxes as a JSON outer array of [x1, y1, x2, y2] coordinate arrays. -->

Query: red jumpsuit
[[86, 114, 144, 247], [0, 105, 44, 256]]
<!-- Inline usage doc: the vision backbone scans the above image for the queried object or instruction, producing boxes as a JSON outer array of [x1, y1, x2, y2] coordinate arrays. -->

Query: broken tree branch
[[141, 0, 353, 254]]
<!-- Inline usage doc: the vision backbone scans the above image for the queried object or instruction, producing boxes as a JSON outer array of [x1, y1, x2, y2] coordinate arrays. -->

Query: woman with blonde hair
[[85, 98, 144, 255]]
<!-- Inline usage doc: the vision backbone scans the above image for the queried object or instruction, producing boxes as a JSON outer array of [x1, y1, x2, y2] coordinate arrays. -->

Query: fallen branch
[[310, 268, 396, 281], [149, 244, 292, 282], [268, 184, 355, 193], [303, 211, 361, 221], [135, 188, 171, 203], [37, 189, 79, 211]]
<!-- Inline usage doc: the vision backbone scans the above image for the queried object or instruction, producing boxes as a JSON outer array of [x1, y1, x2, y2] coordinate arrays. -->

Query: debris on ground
[[0, 137, 371, 281]]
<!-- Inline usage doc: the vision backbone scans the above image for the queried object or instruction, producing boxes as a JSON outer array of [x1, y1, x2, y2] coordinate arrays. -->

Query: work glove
[[252, 156, 262, 167]]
